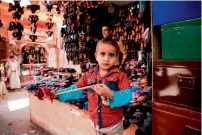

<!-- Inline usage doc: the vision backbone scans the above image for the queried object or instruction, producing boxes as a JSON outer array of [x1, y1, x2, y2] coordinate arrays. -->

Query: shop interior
[[0, 1, 201, 135]]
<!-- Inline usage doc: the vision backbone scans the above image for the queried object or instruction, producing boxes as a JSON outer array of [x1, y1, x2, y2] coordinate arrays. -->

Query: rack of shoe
[[27, 5, 40, 42], [61, 2, 103, 72], [61, 2, 79, 65], [8, 1, 24, 40], [45, 4, 54, 38]]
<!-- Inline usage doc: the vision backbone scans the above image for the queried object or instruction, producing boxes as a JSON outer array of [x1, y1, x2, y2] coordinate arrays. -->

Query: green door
[[161, 18, 201, 60]]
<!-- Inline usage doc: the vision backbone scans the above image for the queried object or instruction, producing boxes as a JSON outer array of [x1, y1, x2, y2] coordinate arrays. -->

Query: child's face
[[95, 43, 117, 70]]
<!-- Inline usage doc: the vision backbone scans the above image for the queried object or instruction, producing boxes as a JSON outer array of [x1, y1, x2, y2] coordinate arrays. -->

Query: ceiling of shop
[[1, 0, 135, 6], [0, 1, 135, 39], [0, 2, 62, 38]]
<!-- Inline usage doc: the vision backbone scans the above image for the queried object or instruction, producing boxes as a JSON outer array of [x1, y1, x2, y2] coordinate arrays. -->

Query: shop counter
[[28, 92, 136, 135], [29, 92, 97, 135]]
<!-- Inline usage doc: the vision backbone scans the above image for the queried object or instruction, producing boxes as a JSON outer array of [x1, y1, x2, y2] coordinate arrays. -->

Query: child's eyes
[[100, 52, 105, 56], [109, 53, 115, 57], [99, 52, 116, 57]]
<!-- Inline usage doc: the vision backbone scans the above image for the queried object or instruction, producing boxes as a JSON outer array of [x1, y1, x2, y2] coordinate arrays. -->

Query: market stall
[[0, 0, 201, 135], [1, 0, 152, 135]]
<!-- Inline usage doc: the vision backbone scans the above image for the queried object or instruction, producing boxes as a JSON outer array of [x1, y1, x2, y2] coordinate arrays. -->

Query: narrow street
[[0, 90, 48, 135]]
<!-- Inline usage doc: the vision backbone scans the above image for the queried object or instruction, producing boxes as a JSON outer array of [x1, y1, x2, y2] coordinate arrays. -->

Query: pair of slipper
[[67, 100, 84, 109], [83, 101, 88, 110], [66, 95, 88, 110], [77, 94, 88, 103], [76, 94, 88, 109], [135, 112, 152, 135], [34, 87, 54, 102], [25, 84, 40, 91], [129, 109, 146, 126], [58, 68, 76, 73], [123, 115, 131, 130]]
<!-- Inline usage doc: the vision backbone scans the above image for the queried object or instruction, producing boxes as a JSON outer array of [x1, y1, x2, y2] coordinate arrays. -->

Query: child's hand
[[92, 84, 114, 99], [50, 90, 56, 94], [50, 90, 57, 98]]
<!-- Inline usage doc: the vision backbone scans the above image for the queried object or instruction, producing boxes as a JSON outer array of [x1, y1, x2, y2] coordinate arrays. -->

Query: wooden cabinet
[[153, 60, 201, 110], [152, 60, 201, 135], [151, 2, 201, 135]]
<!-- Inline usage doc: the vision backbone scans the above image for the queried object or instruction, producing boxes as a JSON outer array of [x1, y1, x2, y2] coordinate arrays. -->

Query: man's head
[[102, 25, 112, 38], [95, 38, 119, 71], [10, 55, 15, 62]]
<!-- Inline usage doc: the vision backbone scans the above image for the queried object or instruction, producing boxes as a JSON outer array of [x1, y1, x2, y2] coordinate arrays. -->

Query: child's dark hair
[[96, 38, 120, 54]]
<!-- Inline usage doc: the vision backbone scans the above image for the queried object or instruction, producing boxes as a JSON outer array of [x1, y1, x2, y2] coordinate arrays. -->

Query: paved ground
[[0, 89, 46, 135]]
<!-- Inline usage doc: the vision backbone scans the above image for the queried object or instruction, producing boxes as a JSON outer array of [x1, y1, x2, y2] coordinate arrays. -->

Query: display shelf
[[51, 71, 81, 77]]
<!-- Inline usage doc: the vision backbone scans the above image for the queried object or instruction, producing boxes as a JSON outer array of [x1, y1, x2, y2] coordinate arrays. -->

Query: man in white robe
[[7, 56, 21, 90]]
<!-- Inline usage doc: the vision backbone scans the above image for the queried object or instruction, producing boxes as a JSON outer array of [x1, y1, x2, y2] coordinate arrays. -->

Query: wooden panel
[[153, 60, 201, 110], [152, 101, 201, 135]]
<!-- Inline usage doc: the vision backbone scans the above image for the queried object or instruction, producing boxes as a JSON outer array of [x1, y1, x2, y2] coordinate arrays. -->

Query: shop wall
[[48, 48, 57, 68], [58, 49, 81, 73]]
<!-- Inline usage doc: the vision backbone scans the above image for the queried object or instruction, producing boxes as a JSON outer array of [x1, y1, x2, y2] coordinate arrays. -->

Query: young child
[[57, 38, 132, 135], [0, 69, 9, 100]]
